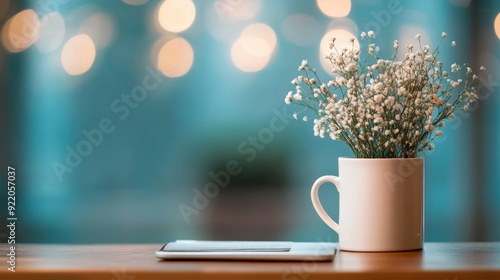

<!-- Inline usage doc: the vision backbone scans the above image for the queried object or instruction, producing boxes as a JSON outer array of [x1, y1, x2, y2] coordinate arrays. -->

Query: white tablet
[[155, 240, 336, 261]]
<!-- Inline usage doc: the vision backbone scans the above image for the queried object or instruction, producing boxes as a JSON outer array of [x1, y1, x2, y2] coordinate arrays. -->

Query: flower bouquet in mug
[[286, 31, 484, 251]]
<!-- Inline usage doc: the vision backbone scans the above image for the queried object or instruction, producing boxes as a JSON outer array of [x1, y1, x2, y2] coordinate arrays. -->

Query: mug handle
[[311, 176, 340, 233]]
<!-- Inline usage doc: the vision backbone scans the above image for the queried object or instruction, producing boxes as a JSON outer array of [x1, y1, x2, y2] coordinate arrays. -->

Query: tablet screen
[[162, 241, 293, 252]]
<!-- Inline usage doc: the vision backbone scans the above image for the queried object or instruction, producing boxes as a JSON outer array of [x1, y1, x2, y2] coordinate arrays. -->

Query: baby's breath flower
[[298, 60, 308, 70], [285, 31, 480, 158], [329, 38, 336, 49], [320, 83, 326, 90], [442, 32, 447, 38], [285, 91, 293, 105], [480, 65, 486, 71]]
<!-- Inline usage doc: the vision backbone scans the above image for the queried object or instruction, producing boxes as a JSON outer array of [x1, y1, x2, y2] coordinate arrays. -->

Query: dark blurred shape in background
[[1, 0, 499, 243]]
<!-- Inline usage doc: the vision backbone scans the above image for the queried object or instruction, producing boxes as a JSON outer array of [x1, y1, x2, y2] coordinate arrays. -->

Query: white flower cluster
[[285, 31, 483, 158]]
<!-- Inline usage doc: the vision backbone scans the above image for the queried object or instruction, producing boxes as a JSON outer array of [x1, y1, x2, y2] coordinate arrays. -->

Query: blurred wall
[[0, 0, 499, 243]]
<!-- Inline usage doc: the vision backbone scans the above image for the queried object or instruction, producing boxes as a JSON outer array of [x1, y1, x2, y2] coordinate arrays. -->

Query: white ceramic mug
[[311, 157, 424, 252]]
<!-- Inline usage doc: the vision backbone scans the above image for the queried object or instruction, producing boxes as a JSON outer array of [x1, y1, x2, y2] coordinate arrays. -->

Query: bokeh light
[[203, 9, 238, 43], [327, 17, 358, 37], [241, 23, 277, 51], [122, 0, 149, 5], [80, 13, 115, 48], [155, 37, 194, 77], [397, 25, 430, 60], [495, 13, 500, 40], [319, 29, 359, 75], [157, 0, 196, 33], [282, 14, 320, 46], [204, 0, 261, 42], [231, 37, 272, 73], [219, 0, 261, 21], [231, 23, 277, 72], [61, 34, 96, 75], [1, 9, 40, 53], [316, 0, 351, 18], [35, 12, 65, 53]]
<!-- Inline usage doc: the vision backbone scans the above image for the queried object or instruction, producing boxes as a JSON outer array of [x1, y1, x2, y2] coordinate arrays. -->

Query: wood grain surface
[[1, 243, 499, 280]]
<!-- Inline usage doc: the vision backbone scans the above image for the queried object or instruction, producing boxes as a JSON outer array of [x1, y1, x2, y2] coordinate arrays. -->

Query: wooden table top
[[1, 243, 499, 280]]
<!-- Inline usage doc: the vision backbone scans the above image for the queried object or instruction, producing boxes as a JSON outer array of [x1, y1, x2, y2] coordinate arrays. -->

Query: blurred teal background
[[1, 0, 499, 243]]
